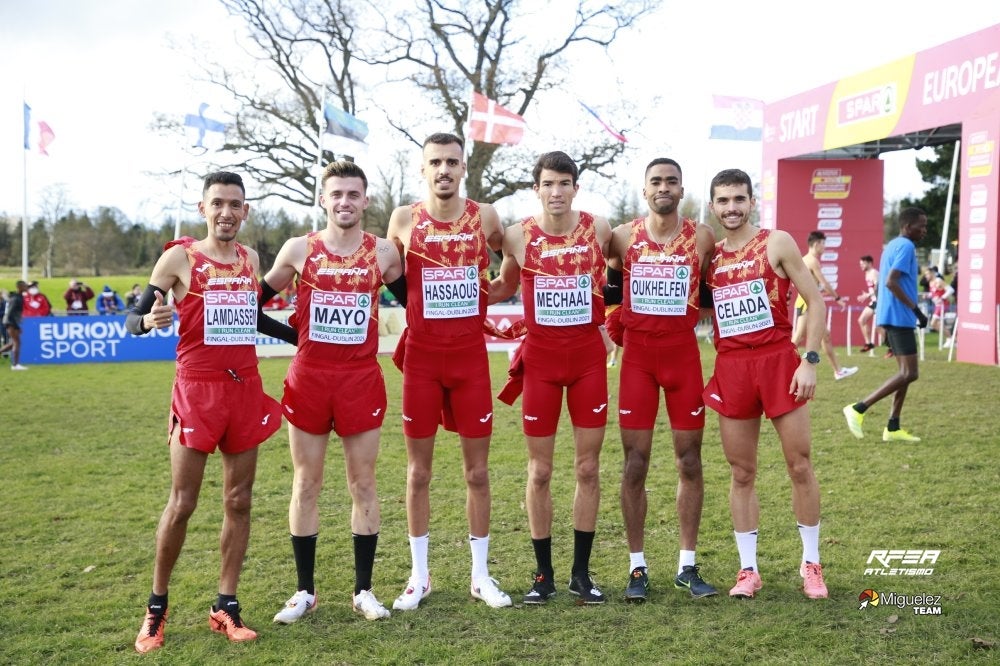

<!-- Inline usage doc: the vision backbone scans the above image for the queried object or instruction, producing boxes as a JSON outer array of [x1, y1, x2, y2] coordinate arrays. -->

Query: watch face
[[805, 351, 821, 364]]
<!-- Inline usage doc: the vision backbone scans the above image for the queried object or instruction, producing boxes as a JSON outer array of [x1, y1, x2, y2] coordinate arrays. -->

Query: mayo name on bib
[[309, 291, 370, 344]]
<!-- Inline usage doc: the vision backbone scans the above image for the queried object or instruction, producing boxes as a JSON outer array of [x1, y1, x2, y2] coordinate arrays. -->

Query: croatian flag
[[468, 93, 525, 145], [322, 103, 369, 156], [709, 95, 763, 141]]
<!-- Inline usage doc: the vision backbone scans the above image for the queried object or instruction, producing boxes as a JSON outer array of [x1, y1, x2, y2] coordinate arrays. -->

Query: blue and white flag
[[322, 104, 368, 156], [184, 103, 227, 149]]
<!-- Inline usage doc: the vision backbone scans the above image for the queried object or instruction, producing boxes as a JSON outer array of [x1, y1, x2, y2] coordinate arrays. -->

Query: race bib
[[533, 274, 592, 326], [308, 291, 370, 344], [630, 264, 690, 315], [422, 266, 479, 319], [203, 290, 257, 345], [713, 279, 774, 338]]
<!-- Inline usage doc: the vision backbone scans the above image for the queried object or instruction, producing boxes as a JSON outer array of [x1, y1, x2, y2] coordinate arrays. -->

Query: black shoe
[[860, 343, 875, 353], [674, 564, 718, 598], [624, 566, 649, 603], [523, 571, 556, 605], [569, 572, 606, 605]]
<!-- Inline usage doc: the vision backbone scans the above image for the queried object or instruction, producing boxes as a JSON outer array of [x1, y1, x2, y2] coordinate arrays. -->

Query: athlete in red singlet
[[262, 161, 404, 625], [490, 151, 612, 605], [606, 158, 718, 602], [385, 133, 511, 611], [702, 168, 829, 601], [856, 255, 879, 352], [127, 172, 282, 653]]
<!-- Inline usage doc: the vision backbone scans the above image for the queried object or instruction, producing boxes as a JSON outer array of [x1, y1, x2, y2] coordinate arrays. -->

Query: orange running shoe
[[728, 568, 762, 598], [209, 605, 258, 642], [134, 609, 167, 653], [800, 562, 829, 599]]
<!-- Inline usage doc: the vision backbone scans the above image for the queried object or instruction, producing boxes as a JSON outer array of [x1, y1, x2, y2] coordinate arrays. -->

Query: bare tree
[[366, 0, 654, 202], [37, 184, 73, 278], [165, 0, 652, 207]]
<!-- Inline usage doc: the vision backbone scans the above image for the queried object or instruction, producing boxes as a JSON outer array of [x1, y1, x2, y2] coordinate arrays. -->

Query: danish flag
[[468, 92, 526, 145]]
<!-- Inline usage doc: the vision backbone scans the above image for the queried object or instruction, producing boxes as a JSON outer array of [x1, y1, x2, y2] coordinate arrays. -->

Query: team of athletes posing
[[129, 134, 838, 654]]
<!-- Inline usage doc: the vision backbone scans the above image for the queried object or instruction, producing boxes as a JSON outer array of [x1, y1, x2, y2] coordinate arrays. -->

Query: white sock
[[470, 534, 490, 583], [734, 530, 758, 571], [678, 549, 696, 575], [629, 551, 647, 570], [409, 533, 429, 584], [798, 523, 820, 565]]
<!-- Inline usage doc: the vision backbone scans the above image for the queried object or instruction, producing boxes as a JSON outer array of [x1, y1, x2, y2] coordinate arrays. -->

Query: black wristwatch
[[802, 351, 821, 364]]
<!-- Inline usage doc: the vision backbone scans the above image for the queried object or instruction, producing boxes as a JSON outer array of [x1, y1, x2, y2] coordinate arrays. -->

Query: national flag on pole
[[184, 103, 227, 149], [709, 95, 764, 141], [23, 103, 31, 149], [322, 103, 369, 156], [578, 100, 627, 143], [468, 92, 525, 145], [37, 121, 55, 156]]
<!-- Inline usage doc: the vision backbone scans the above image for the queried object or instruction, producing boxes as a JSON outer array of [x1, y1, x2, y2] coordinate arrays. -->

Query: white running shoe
[[11, 364, 28, 371], [834, 367, 859, 380], [470, 577, 512, 608], [392, 575, 431, 611], [272, 590, 317, 624], [353, 589, 390, 620]]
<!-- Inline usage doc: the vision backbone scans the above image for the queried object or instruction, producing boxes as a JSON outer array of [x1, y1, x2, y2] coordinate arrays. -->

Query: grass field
[[1, 339, 998, 664]]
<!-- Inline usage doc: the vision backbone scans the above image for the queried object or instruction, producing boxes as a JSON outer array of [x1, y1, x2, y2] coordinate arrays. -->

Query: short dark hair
[[423, 132, 464, 151], [532, 151, 579, 185], [860, 255, 873, 263], [807, 231, 826, 246], [645, 158, 683, 180], [322, 160, 368, 191], [203, 171, 245, 197], [709, 168, 753, 200], [899, 206, 926, 228]]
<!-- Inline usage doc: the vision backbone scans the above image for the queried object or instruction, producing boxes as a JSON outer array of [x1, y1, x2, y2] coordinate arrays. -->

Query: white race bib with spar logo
[[309, 291, 370, 344], [422, 266, 480, 319], [204, 291, 258, 345], [713, 279, 774, 338], [534, 274, 592, 326], [630, 264, 691, 315]]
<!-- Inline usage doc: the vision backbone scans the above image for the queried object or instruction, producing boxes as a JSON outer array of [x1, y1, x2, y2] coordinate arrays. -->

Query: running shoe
[[623, 566, 649, 603], [843, 405, 864, 439], [883, 428, 921, 442], [353, 589, 391, 620], [471, 577, 512, 608], [11, 364, 28, 371], [834, 367, 859, 381], [523, 571, 557, 605], [209, 605, 258, 642], [392, 575, 431, 611], [568, 572, 606, 605], [273, 589, 317, 624], [674, 564, 718, 598], [884, 349, 895, 359], [860, 343, 875, 353], [728, 568, 762, 598], [800, 562, 829, 599], [134, 609, 167, 654]]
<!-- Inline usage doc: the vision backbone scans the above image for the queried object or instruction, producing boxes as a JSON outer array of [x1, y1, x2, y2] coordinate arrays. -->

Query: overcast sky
[[3, 0, 1000, 224]]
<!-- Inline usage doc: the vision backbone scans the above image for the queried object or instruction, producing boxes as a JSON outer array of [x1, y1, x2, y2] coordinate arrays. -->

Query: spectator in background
[[1, 281, 29, 370], [126, 284, 143, 310], [64, 279, 95, 315], [0, 289, 7, 347], [97, 285, 126, 314], [23, 281, 52, 317]]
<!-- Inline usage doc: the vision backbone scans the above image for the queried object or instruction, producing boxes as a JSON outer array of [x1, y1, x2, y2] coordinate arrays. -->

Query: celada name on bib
[[713, 278, 773, 338]]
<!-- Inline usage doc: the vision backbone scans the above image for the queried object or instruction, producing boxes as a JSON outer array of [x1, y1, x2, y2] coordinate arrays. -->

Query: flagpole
[[22, 96, 29, 281], [312, 90, 326, 232]]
